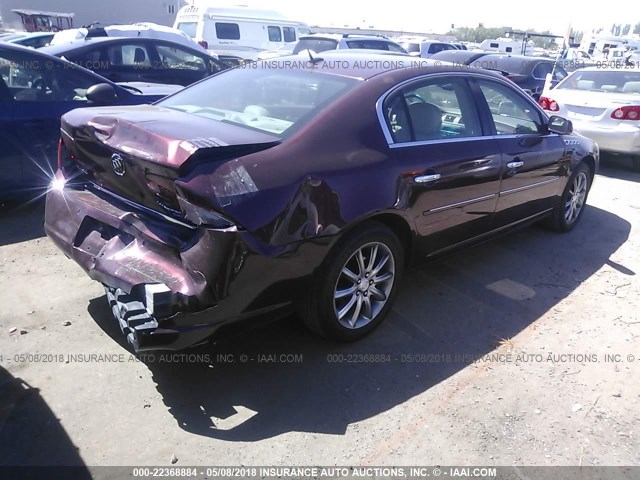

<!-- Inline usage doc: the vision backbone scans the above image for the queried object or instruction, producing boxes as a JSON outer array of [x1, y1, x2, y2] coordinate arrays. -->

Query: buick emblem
[[111, 154, 126, 176]]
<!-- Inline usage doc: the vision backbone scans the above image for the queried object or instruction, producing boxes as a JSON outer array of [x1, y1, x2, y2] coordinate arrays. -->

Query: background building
[[0, 0, 188, 30]]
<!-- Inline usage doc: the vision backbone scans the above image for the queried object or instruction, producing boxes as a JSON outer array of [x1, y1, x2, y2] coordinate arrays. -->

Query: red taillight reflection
[[57, 138, 63, 169], [611, 106, 640, 120], [539, 96, 559, 112]]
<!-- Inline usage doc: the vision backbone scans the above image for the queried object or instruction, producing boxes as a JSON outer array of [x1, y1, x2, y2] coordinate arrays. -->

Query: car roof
[[300, 33, 393, 42], [41, 36, 209, 56], [260, 52, 504, 81]]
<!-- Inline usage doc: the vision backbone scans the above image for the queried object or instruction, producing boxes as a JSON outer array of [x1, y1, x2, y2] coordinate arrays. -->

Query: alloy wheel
[[333, 242, 396, 330], [564, 172, 588, 225]]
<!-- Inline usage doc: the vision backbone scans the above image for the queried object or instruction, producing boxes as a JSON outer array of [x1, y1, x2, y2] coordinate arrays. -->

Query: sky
[[215, 0, 640, 36]]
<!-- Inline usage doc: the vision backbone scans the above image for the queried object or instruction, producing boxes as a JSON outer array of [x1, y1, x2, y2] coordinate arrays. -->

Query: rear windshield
[[557, 70, 640, 93], [158, 66, 359, 137], [176, 22, 198, 38], [292, 38, 338, 54], [401, 42, 420, 54]]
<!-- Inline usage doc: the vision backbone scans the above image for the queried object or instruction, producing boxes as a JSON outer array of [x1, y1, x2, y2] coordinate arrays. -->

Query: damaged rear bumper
[[44, 173, 325, 352]]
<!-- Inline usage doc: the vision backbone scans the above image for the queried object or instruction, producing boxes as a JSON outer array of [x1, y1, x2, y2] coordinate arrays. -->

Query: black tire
[[633, 155, 640, 172], [300, 222, 404, 342], [545, 162, 592, 233]]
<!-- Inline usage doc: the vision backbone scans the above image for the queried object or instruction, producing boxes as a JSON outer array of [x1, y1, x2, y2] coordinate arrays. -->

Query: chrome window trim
[[376, 70, 551, 147]]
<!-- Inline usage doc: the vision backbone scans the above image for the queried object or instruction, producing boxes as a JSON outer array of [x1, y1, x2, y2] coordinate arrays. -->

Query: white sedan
[[538, 68, 640, 170]]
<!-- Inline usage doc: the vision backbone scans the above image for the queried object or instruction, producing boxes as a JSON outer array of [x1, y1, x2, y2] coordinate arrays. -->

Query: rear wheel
[[301, 223, 404, 342], [545, 162, 591, 232]]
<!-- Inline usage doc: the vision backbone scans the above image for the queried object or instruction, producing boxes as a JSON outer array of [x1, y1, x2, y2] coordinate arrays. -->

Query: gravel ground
[[0, 162, 639, 469]]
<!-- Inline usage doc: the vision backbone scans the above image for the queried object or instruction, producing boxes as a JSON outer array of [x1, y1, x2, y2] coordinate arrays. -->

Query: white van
[[173, 4, 311, 61]]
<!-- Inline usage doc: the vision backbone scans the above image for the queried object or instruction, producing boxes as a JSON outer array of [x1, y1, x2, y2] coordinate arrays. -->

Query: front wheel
[[545, 163, 592, 232], [301, 223, 404, 342]]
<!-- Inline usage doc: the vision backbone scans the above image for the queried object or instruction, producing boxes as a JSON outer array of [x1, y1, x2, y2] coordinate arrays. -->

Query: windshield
[[293, 38, 338, 54], [158, 66, 359, 137], [558, 70, 640, 93], [176, 22, 198, 38]]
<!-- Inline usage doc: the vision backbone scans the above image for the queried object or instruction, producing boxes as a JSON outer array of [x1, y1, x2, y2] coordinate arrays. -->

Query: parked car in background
[[399, 38, 457, 58], [555, 48, 597, 72], [292, 34, 407, 55], [41, 37, 226, 87], [2, 32, 54, 48], [51, 23, 205, 52], [45, 53, 597, 352], [430, 51, 569, 99], [0, 44, 182, 197], [539, 68, 640, 170]]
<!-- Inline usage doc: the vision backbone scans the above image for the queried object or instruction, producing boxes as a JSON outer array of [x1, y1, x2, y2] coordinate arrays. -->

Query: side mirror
[[86, 83, 117, 104], [548, 115, 573, 135]]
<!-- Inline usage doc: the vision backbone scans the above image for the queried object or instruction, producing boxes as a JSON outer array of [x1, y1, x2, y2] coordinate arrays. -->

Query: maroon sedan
[[45, 54, 598, 352]]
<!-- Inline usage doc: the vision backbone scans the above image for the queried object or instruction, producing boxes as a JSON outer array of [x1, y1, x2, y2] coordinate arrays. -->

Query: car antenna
[[307, 49, 323, 65]]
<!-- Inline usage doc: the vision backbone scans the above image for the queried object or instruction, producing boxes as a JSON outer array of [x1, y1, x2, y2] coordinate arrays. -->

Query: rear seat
[[622, 81, 640, 94]]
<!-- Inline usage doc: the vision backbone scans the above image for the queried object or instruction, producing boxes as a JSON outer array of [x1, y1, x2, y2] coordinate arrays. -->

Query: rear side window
[[268, 26, 282, 42], [292, 38, 338, 54], [216, 23, 240, 40], [428, 43, 455, 54], [156, 45, 209, 72], [346, 40, 390, 50], [383, 77, 482, 143], [106, 44, 152, 66], [283, 27, 296, 43]]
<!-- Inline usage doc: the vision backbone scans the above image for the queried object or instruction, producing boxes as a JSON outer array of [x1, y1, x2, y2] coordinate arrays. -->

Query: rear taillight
[[198, 40, 208, 49], [539, 96, 559, 112], [611, 106, 640, 120]]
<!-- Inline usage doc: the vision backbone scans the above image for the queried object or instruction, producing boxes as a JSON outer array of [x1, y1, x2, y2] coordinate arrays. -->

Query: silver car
[[539, 68, 640, 170]]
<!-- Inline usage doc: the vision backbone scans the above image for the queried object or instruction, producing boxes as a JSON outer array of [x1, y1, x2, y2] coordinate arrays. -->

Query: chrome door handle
[[507, 161, 524, 169], [415, 173, 441, 183]]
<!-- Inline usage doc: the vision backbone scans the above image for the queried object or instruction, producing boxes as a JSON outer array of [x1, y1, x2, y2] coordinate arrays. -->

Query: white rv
[[479, 38, 533, 55], [173, 4, 311, 60]]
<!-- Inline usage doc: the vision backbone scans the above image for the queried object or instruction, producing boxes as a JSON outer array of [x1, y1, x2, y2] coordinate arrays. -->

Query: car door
[[0, 49, 106, 194], [472, 77, 568, 228], [382, 75, 503, 256]]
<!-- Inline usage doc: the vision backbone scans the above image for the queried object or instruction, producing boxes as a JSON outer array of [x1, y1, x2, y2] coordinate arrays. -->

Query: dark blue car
[[0, 43, 182, 198]]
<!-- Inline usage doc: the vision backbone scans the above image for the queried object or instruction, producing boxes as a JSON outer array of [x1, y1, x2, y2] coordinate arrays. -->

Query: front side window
[[532, 62, 553, 79], [268, 26, 282, 42], [215, 23, 240, 40], [156, 45, 209, 72], [477, 80, 544, 135], [158, 67, 359, 138], [383, 77, 482, 143], [0, 51, 97, 102]]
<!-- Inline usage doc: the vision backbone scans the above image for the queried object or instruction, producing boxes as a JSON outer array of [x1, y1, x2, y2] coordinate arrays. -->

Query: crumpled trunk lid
[[61, 105, 280, 218]]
